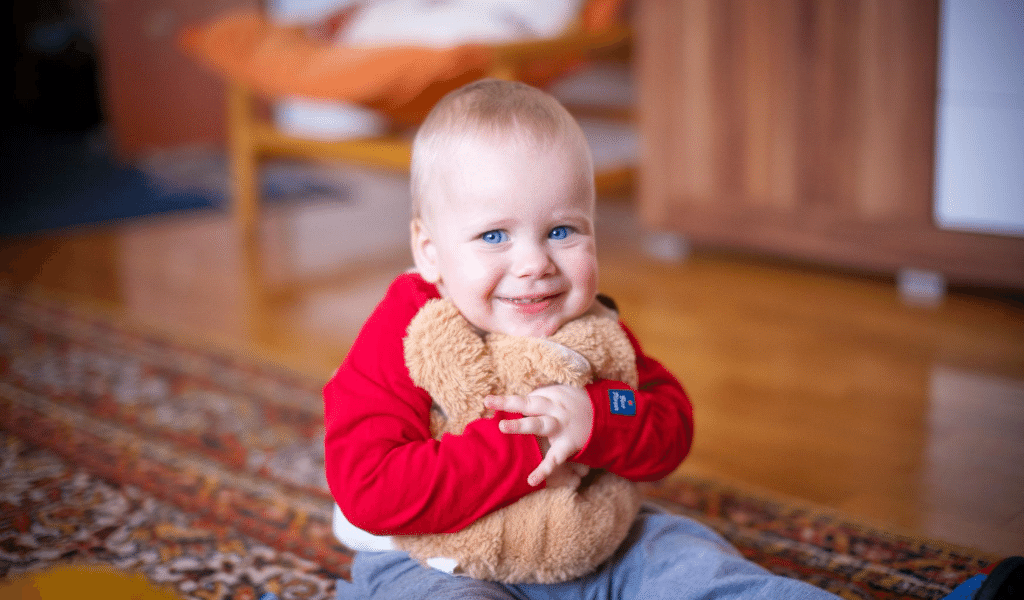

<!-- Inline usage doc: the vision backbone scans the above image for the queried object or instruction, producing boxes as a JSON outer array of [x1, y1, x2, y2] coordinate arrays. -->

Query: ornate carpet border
[[1, 430, 342, 599]]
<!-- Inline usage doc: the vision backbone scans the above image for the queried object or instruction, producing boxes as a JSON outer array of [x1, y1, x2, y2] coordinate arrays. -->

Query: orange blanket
[[180, 11, 491, 124]]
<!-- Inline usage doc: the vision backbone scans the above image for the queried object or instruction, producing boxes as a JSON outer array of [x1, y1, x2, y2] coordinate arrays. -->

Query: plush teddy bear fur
[[396, 298, 642, 584]]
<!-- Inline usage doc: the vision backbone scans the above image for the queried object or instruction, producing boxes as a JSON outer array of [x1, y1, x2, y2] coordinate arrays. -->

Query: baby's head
[[410, 79, 598, 338]]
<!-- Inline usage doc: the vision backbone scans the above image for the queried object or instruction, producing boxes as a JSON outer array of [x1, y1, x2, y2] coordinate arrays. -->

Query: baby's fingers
[[544, 462, 585, 489], [527, 441, 574, 487], [569, 462, 590, 478], [486, 393, 553, 417], [527, 456, 558, 487], [498, 415, 559, 436]]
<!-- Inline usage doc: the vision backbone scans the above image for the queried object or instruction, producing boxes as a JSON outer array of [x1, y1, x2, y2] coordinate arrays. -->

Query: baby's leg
[[337, 551, 521, 600], [611, 505, 841, 600], [510, 504, 841, 600]]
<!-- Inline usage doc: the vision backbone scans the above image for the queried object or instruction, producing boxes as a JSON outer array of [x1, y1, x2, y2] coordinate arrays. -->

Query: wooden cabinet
[[635, 0, 1024, 289], [96, 0, 258, 158]]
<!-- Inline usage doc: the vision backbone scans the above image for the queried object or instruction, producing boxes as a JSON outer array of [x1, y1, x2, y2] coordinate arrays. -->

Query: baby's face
[[413, 135, 597, 338]]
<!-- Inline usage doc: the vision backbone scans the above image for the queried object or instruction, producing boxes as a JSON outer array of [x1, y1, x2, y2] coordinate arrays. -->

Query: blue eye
[[481, 230, 508, 244], [549, 226, 572, 240]]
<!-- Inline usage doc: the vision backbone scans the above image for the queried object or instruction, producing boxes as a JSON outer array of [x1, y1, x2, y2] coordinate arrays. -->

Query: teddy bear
[[395, 297, 642, 584]]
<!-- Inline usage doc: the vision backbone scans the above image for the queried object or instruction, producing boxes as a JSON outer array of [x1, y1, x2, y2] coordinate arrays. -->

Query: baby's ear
[[410, 218, 440, 283]]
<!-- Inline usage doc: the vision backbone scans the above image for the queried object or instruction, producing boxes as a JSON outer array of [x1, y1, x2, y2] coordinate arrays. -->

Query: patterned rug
[[0, 286, 999, 599]]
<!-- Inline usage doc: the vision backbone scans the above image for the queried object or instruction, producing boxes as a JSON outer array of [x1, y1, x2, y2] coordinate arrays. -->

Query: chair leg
[[227, 81, 259, 239]]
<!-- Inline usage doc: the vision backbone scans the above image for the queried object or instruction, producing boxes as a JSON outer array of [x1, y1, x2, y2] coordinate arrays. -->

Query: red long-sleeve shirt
[[323, 272, 694, 536]]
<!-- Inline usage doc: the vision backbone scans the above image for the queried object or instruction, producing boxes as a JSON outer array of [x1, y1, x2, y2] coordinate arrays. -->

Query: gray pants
[[336, 505, 840, 600]]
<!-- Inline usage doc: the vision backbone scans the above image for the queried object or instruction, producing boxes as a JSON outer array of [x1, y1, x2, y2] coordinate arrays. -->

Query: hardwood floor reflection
[[2, 201, 1022, 557]]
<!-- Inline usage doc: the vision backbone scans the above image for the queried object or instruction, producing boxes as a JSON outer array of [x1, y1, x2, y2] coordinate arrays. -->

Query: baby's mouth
[[503, 296, 550, 304], [498, 293, 560, 305]]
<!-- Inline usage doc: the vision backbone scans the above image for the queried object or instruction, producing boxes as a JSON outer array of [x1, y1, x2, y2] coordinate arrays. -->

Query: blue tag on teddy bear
[[609, 389, 636, 416]]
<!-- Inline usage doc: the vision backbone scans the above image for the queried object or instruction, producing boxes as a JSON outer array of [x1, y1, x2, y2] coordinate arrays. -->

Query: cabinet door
[[636, 0, 1024, 288]]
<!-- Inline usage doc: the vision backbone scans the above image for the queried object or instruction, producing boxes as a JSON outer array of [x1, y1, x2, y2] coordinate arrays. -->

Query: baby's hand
[[486, 384, 594, 487]]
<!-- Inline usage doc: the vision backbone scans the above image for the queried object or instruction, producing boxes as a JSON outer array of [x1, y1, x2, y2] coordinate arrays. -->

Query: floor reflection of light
[[925, 365, 1024, 555]]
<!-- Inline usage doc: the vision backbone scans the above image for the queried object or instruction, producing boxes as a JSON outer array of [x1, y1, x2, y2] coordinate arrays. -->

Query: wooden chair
[[183, 5, 632, 237]]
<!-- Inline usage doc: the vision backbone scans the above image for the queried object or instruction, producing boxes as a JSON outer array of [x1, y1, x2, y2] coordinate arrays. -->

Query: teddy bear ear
[[403, 299, 496, 426], [404, 300, 481, 385]]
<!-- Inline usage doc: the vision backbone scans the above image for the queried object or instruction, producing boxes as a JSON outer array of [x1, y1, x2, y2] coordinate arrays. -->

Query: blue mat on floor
[[0, 125, 343, 237]]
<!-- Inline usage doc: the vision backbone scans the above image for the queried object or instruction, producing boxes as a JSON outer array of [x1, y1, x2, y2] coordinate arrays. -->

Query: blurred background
[[4, 0, 1023, 558]]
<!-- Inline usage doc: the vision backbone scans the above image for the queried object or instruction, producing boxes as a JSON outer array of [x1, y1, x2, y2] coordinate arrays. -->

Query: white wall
[[934, 0, 1024, 237]]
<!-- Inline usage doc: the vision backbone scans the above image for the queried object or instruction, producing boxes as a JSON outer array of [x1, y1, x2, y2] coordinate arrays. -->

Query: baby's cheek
[[568, 254, 598, 291]]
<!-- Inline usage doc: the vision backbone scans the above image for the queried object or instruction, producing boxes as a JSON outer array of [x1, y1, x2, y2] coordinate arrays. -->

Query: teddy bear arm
[[552, 317, 639, 389], [487, 335, 594, 395]]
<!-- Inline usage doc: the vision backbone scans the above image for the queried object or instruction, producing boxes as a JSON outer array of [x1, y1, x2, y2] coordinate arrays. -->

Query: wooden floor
[[2, 197, 1022, 558]]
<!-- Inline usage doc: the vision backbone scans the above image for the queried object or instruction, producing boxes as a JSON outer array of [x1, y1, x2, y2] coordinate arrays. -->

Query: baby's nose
[[512, 243, 556, 277]]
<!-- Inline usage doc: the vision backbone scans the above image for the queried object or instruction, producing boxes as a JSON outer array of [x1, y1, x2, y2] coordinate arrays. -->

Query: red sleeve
[[323, 273, 543, 536], [574, 322, 694, 481]]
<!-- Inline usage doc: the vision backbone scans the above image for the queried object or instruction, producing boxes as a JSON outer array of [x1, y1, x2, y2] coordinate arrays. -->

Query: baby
[[324, 78, 841, 599]]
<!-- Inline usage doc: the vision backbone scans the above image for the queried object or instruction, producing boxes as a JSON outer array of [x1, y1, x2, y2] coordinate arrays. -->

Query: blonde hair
[[410, 78, 594, 219]]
